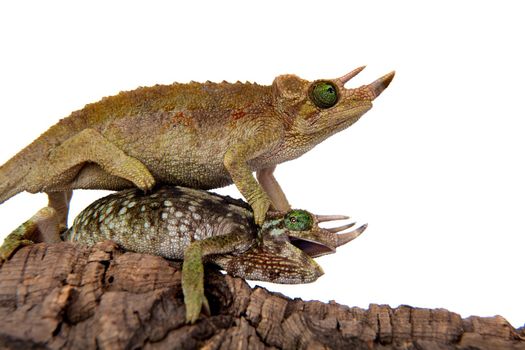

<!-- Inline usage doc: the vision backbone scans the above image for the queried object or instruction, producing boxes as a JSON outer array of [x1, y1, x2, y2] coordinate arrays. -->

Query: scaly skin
[[1, 185, 366, 323], [0, 67, 394, 226]]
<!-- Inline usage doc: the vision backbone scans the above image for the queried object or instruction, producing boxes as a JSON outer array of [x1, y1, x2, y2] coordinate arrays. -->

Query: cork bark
[[0, 241, 523, 350]]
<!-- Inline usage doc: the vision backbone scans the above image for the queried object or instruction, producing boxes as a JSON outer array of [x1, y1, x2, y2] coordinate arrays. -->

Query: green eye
[[284, 210, 313, 231], [310, 81, 338, 109]]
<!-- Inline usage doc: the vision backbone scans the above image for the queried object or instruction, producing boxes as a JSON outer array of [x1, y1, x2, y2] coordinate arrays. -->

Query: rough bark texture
[[0, 242, 523, 350]]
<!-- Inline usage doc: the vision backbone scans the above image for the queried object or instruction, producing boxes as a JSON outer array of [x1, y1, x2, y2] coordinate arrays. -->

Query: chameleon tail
[[0, 129, 55, 204], [0, 150, 34, 204], [0, 180, 23, 205], [0, 112, 85, 205]]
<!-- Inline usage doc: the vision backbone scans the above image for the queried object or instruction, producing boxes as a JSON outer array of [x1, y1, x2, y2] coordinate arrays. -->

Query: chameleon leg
[[35, 128, 155, 193], [47, 190, 73, 232], [224, 153, 270, 226], [182, 232, 253, 323], [223, 121, 283, 226], [256, 165, 291, 212], [0, 207, 60, 262], [182, 242, 210, 324]]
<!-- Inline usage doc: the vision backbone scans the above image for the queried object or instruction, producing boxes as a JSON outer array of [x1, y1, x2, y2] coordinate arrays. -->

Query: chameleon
[[0, 67, 394, 228], [0, 185, 365, 324]]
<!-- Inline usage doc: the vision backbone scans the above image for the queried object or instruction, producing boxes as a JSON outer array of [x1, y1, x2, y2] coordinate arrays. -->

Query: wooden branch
[[0, 242, 523, 350]]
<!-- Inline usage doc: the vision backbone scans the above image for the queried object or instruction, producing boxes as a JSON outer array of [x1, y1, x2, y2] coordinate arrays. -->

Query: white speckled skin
[[65, 186, 257, 259]]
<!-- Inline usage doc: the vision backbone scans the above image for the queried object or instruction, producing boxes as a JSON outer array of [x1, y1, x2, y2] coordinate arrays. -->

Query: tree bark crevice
[[0, 242, 523, 350]]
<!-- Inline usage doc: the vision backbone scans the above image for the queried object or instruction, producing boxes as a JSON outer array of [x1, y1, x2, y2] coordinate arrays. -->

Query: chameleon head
[[213, 210, 366, 284], [272, 67, 395, 154], [261, 209, 367, 258]]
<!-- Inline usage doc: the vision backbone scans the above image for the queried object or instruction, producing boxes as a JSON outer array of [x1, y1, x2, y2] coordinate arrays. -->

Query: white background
[[1, 1, 523, 328]]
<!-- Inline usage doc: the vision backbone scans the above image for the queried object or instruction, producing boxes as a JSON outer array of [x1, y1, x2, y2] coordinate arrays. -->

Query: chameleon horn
[[327, 222, 356, 233], [336, 224, 367, 247], [336, 66, 366, 85], [368, 71, 395, 99], [315, 214, 349, 223]]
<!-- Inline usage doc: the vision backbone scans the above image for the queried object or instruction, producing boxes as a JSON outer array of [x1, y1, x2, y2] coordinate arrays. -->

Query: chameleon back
[[65, 186, 257, 259]]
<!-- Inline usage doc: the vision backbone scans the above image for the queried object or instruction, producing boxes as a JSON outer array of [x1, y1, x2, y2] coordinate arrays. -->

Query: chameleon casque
[[0, 67, 394, 228], [1, 185, 365, 323]]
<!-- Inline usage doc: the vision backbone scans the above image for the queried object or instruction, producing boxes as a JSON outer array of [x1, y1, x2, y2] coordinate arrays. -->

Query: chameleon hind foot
[[0, 207, 60, 262], [0, 238, 34, 262]]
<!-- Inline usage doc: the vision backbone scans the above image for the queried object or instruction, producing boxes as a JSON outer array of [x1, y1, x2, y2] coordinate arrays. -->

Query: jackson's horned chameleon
[[0, 185, 365, 323], [0, 67, 394, 227]]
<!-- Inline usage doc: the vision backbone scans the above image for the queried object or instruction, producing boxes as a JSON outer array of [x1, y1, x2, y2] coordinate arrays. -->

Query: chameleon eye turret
[[284, 209, 314, 231], [309, 81, 338, 108]]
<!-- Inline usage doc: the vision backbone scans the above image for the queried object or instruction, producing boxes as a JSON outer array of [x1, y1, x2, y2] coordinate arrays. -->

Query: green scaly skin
[[0, 67, 394, 227], [1, 185, 366, 324]]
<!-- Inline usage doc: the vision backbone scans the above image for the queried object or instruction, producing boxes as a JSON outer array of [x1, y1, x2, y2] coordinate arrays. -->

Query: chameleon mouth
[[290, 238, 335, 257]]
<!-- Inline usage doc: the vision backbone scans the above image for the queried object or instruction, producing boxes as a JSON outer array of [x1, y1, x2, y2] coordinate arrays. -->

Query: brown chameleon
[[0, 67, 394, 227]]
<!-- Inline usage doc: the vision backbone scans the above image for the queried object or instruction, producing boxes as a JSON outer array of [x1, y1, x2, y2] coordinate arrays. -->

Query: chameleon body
[[1, 185, 365, 323], [0, 67, 394, 227]]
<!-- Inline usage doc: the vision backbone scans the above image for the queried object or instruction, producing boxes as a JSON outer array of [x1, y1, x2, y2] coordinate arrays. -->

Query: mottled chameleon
[[1, 185, 365, 323]]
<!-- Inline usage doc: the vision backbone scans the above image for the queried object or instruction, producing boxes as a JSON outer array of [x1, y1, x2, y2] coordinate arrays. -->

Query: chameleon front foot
[[118, 157, 156, 192], [180, 233, 247, 323], [182, 242, 208, 323], [251, 196, 272, 226]]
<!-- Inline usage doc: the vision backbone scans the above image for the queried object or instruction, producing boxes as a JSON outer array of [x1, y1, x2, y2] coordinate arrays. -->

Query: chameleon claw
[[119, 156, 156, 192], [137, 172, 156, 192]]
